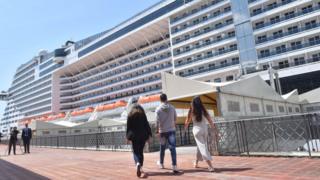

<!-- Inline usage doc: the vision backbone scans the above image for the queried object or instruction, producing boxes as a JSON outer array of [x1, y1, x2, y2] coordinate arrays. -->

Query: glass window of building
[[278, 105, 285, 113], [226, 75, 234, 81], [266, 105, 274, 113], [250, 103, 260, 112], [214, 78, 221, 82], [227, 101, 240, 112]]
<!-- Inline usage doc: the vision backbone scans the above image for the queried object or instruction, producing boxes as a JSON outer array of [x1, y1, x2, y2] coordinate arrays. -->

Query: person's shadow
[[144, 167, 252, 178], [143, 168, 184, 178]]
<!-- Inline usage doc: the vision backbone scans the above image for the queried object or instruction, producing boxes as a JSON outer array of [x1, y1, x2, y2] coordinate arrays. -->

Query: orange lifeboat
[[57, 112, 66, 118], [71, 107, 94, 116], [97, 103, 115, 112], [114, 100, 127, 108], [97, 100, 127, 112], [39, 116, 48, 122], [138, 94, 161, 104]]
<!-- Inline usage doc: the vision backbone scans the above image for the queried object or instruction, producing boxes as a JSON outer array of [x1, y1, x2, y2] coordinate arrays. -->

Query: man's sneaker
[[136, 163, 141, 177], [172, 165, 179, 174], [157, 161, 164, 169], [208, 166, 215, 172]]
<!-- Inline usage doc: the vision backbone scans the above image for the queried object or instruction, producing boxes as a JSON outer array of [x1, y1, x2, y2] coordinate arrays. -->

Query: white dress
[[192, 115, 212, 161]]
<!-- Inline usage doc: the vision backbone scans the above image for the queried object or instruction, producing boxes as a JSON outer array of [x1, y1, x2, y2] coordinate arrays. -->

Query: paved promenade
[[0, 145, 320, 180]]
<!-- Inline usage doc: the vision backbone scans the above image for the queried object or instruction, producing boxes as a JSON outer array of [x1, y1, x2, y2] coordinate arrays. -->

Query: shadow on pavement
[[214, 167, 252, 173], [145, 171, 184, 177], [146, 167, 252, 177], [0, 159, 49, 180]]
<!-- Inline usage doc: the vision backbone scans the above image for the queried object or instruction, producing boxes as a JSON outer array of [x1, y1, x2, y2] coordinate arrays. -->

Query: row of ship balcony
[[61, 74, 161, 99], [60, 44, 170, 86], [250, 56, 320, 76], [178, 54, 320, 79], [60, 37, 169, 83], [258, 39, 320, 59], [171, 0, 225, 24], [253, 5, 320, 30], [14, 60, 37, 79], [9, 74, 51, 95], [179, 59, 239, 78], [174, 33, 235, 56], [251, 0, 296, 17], [61, 77, 161, 104], [60, 73, 160, 98], [12, 69, 35, 85], [24, 106, 52, 118], [60, 56, 168, 92], [61, 87, 162, 110], [11, 80, 51, 101], [256, 22, 320, 44], [173, 20, 234, 45], [60, 55, 171, 91], [175, 46, 238, 68], [0, 118, 19, 124], [171, 6, 231, 34], [9, 76, 35, 93], [268, 56, 320, 70], [18, 99, 51, 115], [14, 87, 51, 104], [60, 64, 171, 100], [16, 93, 51, 109], [60, 58, 167, 94]]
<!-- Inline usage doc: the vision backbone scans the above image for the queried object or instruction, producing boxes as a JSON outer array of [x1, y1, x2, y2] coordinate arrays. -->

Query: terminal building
[[1, 0, 320, 133]]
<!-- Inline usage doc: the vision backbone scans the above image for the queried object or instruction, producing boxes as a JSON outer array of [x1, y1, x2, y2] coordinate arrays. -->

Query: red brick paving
[[0, 145, 320, 180]]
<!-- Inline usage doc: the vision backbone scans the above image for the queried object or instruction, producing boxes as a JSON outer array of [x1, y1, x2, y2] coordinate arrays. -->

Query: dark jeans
[[8, 140, 17, 155], [23, 138, 30, 153], [160, 131, 177, 166], [132, 140, 146, 166]]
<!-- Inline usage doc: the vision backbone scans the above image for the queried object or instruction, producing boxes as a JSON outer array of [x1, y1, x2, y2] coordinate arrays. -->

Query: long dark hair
[[190, 96, 209, 122], [128, 104, 146, 120]]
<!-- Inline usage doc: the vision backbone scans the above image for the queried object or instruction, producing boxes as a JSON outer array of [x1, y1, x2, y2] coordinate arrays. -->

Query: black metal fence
[[29, 124, 196, 152], [18, 113, 320, 157], [215, 113, 320, 157]]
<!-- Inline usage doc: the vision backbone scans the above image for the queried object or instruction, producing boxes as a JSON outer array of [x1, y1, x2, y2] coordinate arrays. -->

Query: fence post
[[73, 135, 76, 149], [234, 121, 241, 155], [314, 113, 320, 152], [187, 125, 191, 144], [179, 125, 183, 146], [96, 127, 100, 150], [111, 132, 115, 151], [241, 120, 250, 157], [304, 114, 312, 157], [271, 118, 278, 152], [83, 134, 86, 150], [57, 136, 59, 148]]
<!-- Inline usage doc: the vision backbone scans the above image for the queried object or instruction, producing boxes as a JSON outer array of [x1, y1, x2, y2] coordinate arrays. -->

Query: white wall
[[219, 93, 301, 119], [302, 103, 320, 113]]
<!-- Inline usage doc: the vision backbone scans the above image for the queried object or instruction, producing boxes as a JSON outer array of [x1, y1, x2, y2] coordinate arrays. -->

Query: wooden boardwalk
[[0, 145, 320, 180]]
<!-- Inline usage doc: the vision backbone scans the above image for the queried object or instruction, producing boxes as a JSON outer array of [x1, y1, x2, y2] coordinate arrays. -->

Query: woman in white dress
[[184, 96, 216, 172]]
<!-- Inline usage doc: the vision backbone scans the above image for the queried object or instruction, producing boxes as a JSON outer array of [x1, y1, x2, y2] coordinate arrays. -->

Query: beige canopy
[[161, 72, 220, 120], [161, 72, 292, 123]]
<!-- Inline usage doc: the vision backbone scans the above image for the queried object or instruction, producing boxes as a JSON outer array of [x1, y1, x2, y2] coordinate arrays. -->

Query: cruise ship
[[1, 0, 320, 134]]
